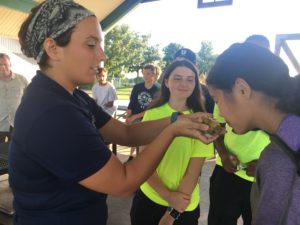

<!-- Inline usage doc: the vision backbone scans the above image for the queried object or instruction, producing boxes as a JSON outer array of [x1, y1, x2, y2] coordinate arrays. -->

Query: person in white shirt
[[92, 67, 118, 116], [0, 53, 28, 142]]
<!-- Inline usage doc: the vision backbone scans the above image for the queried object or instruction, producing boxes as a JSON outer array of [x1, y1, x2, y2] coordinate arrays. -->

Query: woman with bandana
[[9, 1, 219, 225]]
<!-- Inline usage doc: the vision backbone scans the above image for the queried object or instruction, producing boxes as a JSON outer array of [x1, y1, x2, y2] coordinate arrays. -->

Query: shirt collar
[[11, 71, 16, 79], [33, 70, 79, 104]]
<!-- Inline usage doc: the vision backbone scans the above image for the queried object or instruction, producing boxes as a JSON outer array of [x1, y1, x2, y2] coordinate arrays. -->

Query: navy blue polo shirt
[[9, 71, 112, 225]]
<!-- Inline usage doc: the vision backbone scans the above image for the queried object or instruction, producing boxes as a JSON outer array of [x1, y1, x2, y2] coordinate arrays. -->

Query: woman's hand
[[166, 191, 190, 213], [221, 153, 239, 173], [245, 160, 258, 177], [158, 211, 175, 225], [170, 112, 222, 144]]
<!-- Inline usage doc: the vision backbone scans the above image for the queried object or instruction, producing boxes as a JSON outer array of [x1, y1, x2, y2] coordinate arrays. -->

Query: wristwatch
[[167, 206, 181, 220], [170, 111, 182, 123]]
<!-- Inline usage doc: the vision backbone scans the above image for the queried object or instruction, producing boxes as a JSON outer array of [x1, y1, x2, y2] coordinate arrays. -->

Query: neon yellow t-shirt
[[213, 105, 270, 182], [140, 103, 214, 211]]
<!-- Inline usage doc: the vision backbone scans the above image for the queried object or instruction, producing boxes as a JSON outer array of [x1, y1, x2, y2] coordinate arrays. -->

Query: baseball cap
[[174, 48, 197, 64]]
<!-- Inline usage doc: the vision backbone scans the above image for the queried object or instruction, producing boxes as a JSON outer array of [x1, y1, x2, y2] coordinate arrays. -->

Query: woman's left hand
[[158, 211, 175, 225], [173, 112, 223, 144], [245, 160, 258, 177]]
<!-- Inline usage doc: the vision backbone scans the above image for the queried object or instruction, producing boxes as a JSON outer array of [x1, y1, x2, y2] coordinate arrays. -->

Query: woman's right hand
[[166, 191, 190, 213], [158, 211, 175, 225], [169, 112, 222, 144], [221, 153, 239, 173]]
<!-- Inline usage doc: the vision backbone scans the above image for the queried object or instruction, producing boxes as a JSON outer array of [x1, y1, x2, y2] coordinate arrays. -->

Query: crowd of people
[[2, 1, 299, 225]]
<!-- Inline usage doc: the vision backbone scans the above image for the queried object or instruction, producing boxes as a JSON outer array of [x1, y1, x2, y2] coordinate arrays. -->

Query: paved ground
[[0, 145, 242, 225]]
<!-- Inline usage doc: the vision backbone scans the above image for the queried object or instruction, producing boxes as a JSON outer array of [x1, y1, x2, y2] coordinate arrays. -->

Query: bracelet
[[167, 206, 181, 220], [170, 112, 181, 123]]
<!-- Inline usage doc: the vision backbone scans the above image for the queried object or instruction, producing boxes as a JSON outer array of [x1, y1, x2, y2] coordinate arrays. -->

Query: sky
[[120, 0, 299, 75]]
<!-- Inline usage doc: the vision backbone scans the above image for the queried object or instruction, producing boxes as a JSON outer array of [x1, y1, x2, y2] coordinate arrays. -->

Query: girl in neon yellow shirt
[[130, 59, 214, 225]]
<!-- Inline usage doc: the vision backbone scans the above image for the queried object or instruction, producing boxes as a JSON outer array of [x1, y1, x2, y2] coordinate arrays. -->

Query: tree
[[104, 25, 144, 78], [197, 41, 217, 75], [104, 24, 162, 78], [162, 43, 184, 70], [143, 45, 162, 66]]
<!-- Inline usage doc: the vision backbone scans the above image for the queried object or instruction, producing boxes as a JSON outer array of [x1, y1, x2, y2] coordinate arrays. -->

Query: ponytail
[[277, 74, 300, 115]]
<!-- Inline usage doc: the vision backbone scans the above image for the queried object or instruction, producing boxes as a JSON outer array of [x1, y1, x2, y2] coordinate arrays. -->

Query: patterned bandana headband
[[22, 0, 95, 63]]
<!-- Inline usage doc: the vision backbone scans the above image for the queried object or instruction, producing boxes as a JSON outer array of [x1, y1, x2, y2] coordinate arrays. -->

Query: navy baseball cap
[[174, 48, 197, 64]]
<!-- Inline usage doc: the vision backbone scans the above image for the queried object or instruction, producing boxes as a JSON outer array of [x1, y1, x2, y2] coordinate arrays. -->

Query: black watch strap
[[171, 112, 181, 123], [167, 207, 181, 220]]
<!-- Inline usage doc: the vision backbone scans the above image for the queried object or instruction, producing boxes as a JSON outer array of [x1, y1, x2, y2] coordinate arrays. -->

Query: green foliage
[[162, 43, 184, 70], [197, 41, 217, 75], [143, 45, 163, 66], [104, 24, 162, 79], [133, 76, 144, 84], [116, 87, 132, 100], [103, 25, 217, 85]]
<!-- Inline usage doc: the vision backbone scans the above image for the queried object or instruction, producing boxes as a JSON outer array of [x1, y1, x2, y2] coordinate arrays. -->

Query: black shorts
[[130, 189, 200, 225]]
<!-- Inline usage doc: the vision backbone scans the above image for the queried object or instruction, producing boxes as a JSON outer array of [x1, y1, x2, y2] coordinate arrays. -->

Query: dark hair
[[207, 42, 300, 115], [143, 64, 161, 76], [148, 59, 205, 113], [0, 53, 10, 61], [277, 74, 300, 115], [245, 34, 270, 49], [18, 3, 74, 70]]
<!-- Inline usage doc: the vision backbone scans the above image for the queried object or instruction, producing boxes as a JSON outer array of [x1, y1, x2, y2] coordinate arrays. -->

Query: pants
[[0, 126, 13, 143], [208, 165, 252, 225], [130, 189, 200, 225]]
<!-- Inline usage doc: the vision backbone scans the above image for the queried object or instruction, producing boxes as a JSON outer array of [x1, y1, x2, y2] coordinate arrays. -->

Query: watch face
[[168, 207, 181, 220]]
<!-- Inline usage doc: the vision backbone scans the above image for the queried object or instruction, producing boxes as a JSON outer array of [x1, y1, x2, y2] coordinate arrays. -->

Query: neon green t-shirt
[[140, 103, 214, 211], [213, 105, 270, 182]]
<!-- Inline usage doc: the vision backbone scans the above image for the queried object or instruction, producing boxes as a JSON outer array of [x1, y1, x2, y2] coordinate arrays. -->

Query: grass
[[116, 87, 132, 100], [83, 87, 131, 100]]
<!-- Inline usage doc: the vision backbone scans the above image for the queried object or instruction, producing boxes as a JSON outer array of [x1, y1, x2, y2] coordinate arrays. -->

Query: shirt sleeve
[[79, 90, 111, 129], [254, 147, 296, 225], [192, 140, 214, 158], [141, 109, 151, 122], [26, 104, 112, 183]]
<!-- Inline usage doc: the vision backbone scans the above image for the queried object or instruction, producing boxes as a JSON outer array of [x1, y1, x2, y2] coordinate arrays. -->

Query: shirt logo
[[137, 91, 153, 109]]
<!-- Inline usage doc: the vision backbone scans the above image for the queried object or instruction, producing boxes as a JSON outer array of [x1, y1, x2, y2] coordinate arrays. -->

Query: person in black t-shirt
[[9, 1, 220, 225], [125, 64, 161, 162]]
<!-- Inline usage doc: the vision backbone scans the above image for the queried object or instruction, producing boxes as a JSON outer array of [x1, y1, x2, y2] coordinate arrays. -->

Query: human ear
[[234, 78, 252, 99], [164, 78, 169, 88], [43, 38, 60, 61]]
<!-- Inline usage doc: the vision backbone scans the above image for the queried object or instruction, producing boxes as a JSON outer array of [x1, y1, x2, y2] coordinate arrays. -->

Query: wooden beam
[[0, 0, 37, 13], [198, 0, 233, 8], [100, 0, 142, 32]]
